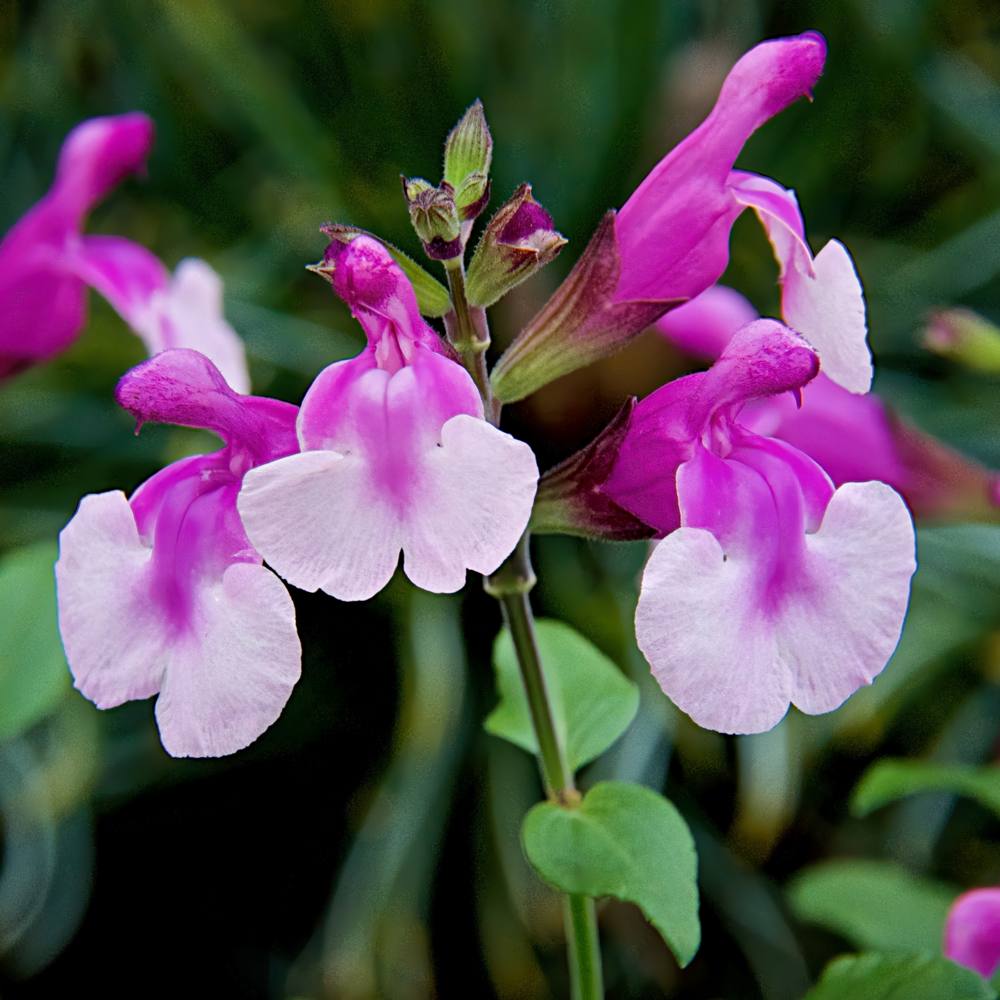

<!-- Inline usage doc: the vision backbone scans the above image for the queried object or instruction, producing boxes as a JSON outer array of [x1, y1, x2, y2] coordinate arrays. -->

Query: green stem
[[487, 537, 604, 998], [446, 253, 603, 997], [487, 540, 573, 800], [564, 895, 603, 1000]]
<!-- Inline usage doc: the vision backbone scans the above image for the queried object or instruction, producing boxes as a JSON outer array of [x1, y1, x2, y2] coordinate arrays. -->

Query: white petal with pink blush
[[731, 172, 872, 394], [238, 358, 539, 601], [57, 490, 301, 758], [635, 480, 915, 734], [239, 234, 539, 601]]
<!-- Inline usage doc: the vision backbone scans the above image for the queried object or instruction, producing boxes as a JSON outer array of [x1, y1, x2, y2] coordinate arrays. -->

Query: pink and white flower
[[603, 320, 915, 734], [56, 349, 300, 757], [0, 113, 249, 389], [945, 887, 1000, 979], [237, 236, 538, 601]]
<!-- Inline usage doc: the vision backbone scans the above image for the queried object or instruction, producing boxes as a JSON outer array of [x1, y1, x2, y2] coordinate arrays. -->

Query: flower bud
[[464, 184, 566, 309], [314, 223, 452, 317], [402, 177, 463, 260], [530, 398, 655, 541], [444, 99, 493, 221], [924, 308, 1000, 375]]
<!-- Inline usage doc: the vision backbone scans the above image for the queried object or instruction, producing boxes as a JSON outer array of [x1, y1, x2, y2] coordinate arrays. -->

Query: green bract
[[443, 99, 492, 219]]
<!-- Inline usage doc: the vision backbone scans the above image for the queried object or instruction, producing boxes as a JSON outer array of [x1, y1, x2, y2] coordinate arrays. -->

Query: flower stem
[[486, 536, 603, 998], [443, 260, 498, 423], [446, 249, 603, 998], [564, 894, 603, 1000], [487, 538, 574, 801]]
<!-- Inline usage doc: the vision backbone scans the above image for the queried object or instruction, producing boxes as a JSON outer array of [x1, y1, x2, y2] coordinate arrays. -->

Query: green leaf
[[389, 246, 452, 317], [485, 619, 639, 771], [522, 781, 700, 966], [803, 953, 996, 1000], [787, 860, 956, 953], [852, 760, 1000, 819], [0, 541, 70, 740]]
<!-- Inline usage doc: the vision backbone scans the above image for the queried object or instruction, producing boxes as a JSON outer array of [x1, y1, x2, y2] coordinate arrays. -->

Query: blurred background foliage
[[1, 0, 999, 997]]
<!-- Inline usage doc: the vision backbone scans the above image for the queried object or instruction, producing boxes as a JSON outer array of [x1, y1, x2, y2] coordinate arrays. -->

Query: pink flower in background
[[238, 236, 538, 600], [945, 888, 1000, 979], [0, 113, 249, 390], [0, 113, 151, 376], [658, 286, 1000, 520], [74, 246, 252, 393], [603, 320, 915, 734], [614, 30, 870, 393], [56, 349, 300, 757]]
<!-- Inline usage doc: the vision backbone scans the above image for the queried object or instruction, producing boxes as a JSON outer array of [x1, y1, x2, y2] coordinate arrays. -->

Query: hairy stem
[[443, 260, 498, 423]]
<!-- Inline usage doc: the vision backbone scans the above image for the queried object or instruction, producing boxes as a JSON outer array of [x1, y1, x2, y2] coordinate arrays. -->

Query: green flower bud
[[443, 100, 493, 221], [402, 177, 463, 260], [924, 308, 1000, 375]]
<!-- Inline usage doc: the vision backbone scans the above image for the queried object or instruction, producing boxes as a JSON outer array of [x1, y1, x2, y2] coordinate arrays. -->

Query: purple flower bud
[[402, 177, 463, 260], [465, 183, 566, 308]]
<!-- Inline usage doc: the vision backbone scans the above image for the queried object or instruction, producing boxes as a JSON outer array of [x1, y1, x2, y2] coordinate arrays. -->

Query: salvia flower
[[658, 286, 1000, 520], [492, 31, 868, 402], [602, 320, 915, 734], [945, 888, 1000, 979], [0, 113, 249, 389], [56, 349, 301, 758], [237, 236, 538, 601]]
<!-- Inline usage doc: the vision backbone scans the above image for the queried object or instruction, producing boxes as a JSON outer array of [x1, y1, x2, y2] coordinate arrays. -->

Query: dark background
[[1, 1, 999, 997]]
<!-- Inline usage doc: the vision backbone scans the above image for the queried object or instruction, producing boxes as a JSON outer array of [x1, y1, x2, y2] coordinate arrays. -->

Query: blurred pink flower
[[56, 349, 300, 758], [0, 113, 249, 389], [237, 236, 538, 601], [945, 887, 1000, 979], [658, 286, 1000, 520], [603, 320, 915, 734]]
